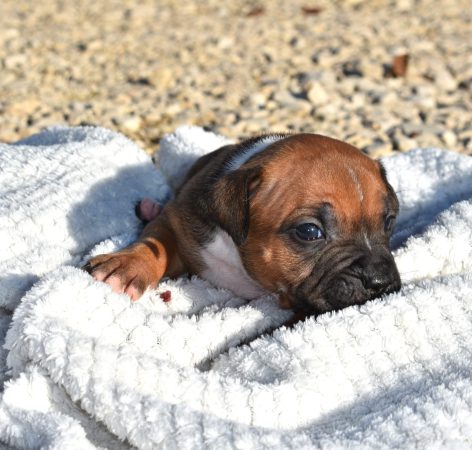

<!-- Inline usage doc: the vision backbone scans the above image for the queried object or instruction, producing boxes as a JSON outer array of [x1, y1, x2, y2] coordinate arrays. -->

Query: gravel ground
[[0, 0, 471, 156]]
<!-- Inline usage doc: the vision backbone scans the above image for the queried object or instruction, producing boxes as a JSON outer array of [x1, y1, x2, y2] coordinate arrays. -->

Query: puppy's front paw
[[83, 250, 157, 301]]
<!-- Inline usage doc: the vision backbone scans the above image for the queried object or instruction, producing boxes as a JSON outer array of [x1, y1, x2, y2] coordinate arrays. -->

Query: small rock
[[217, 37, 234, 49], [4, 53, 27, 69], [350, 93, 365, 108], [342, 60, 363, 78], [306, 82, 330, 106], [250, 92, 268, 107], [121, 116, 143, 132], [7, 99, 41, 116], [437, 93, 460, 107], [396, 135, 418, 152], [245, 6, 265, 17], [273, 90, 312, 114], [402, 122, 423, 138], [301, 6, 323, 15], [414, 94, 436, 109], [360, 60, 384, 80], [414, 132, 442, 149], [397, 0, 413, 11], [434, 69, 458, 91], [150, 68, 174, 89], [391, 54, 409, 77], [441, 130, 457, 148], [364, 141, 394, 158]]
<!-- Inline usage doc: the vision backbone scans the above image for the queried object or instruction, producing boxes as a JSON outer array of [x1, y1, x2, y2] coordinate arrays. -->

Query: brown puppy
[[84, 133, 401, 316]]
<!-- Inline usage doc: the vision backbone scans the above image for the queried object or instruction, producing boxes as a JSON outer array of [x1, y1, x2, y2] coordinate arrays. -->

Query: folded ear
[[209, 166, 261, 246]]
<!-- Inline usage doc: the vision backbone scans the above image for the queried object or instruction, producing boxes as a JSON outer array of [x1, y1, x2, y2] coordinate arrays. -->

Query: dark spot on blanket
[[159, 290, 172, 302]]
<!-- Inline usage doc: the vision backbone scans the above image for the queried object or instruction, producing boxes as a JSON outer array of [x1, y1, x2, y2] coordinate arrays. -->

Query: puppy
[[84, 133, 401, 316]]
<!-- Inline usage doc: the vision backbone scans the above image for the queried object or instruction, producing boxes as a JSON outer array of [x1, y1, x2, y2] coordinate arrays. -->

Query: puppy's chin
[[289, 244, 401, 316], [291, 277, 382, 316], [292, 283, 399, 316]]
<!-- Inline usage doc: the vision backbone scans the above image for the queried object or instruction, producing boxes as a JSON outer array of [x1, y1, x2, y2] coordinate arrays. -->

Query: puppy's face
[[216, 134, 401, 315]]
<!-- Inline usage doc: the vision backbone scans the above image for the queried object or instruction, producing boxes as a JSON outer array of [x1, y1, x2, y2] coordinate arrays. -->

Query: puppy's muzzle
[[356, 252, 401, 297], [294, 244, 401, 315]]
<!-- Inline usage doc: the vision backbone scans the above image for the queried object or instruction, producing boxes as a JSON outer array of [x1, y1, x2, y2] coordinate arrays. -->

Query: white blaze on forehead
[[347, 166, 364, 202], [224, 134, 287, 173], [349, 167, 373, 249]]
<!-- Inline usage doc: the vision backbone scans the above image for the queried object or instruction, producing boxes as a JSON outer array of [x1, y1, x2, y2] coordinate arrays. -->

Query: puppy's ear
[[209, 166, 261, 246]]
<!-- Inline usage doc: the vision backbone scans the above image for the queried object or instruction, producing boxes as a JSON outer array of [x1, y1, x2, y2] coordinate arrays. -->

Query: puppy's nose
[[364, 268, 396, 291], [360, 255, 401, 297]]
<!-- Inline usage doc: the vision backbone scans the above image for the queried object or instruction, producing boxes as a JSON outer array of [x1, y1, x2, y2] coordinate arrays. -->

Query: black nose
[[358, 254, 401, 297], [364, 270, 397, 292]]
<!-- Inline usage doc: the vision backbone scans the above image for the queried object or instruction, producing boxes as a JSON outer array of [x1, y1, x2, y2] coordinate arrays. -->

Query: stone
[[121, 116, 143, 132], [435, 69, 458, 91], [441, 130, 458, 148], [4, 53, 27, 69], [273, 90, 312, 115], [391, 54, 409, 77], [306, 82, 330, 106], [0, 0, 470, 156], [364, 141, 394, 158], [249, 92, 268, 107], [396, 135, 418, 152]]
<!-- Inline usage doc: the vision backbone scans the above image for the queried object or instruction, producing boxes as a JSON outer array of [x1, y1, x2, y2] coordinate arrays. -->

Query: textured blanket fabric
[[1, 126, 472, 449]]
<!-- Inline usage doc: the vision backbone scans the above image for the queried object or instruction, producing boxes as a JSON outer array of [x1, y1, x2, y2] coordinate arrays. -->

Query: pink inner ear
[[139, 198, 162, 222]]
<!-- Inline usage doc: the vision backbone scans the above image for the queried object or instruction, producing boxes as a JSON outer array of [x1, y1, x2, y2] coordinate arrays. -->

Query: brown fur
[[238, 135, 392, 307], [84, 133, 400, 312]]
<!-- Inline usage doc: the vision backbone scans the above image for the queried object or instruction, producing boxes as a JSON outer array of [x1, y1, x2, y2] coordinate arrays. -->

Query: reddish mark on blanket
[[159, 290, 172, 302]]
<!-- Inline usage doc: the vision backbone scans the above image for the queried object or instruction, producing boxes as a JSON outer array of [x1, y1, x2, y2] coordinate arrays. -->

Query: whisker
[[399, 270, 421, 276]]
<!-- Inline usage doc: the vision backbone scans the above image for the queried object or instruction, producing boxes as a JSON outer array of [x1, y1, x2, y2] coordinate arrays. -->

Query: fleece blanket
[[1, 126, 472, 449]]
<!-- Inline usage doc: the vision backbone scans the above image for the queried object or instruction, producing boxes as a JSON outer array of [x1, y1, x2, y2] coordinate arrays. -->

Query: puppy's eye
[[384, 214, 396, 233], [295, 223, 324, 241]]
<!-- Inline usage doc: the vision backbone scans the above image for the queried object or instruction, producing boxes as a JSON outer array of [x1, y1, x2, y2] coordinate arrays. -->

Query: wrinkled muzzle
[[294, 243, 401, 315]]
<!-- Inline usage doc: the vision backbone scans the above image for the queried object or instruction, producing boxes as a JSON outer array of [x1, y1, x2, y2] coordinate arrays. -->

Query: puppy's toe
[[125, 281, 144, 301], [106, 274, 127, 293], [83, 251, 154, 301], [83, 255, 118, 280]]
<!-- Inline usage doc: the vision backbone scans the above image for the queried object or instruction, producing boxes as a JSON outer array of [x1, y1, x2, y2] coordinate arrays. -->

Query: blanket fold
[[1, 125, 472, 449]]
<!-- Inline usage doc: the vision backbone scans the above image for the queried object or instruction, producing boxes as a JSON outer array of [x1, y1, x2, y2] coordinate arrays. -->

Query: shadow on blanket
[[65, 164, 167, 256], [46, 321, 470, 447], [391, 170, 472, 250]]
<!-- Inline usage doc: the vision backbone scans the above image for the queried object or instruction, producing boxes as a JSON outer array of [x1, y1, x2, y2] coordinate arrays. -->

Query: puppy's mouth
[[292, 277, 400, 316], [289, 247, 401, 316]]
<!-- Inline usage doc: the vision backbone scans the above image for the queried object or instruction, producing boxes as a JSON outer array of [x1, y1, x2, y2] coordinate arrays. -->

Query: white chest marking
[[199, 229, 267, 299], [224, 135, 286, 173]]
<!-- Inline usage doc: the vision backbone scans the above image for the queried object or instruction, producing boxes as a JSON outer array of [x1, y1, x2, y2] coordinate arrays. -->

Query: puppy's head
[[212, 134, 401, 315]]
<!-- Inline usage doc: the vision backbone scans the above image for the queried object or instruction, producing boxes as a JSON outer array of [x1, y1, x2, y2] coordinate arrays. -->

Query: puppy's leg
[[83, 213, 183, 300]]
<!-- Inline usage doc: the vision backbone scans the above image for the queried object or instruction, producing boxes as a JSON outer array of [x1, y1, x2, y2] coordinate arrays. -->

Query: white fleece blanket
[[1, 126, 472, 449]]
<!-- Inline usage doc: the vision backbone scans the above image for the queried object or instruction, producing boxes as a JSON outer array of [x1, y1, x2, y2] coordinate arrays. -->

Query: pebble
[[0, 0, 470, 157], [434, 69, 458, 92], [306, 82, 330, 106], [396, 135, 419, 152], [364, 141, 394, 158], [4, 53, 27, 69], [121, 116, 143, 132], [442, 130, 458, 148]]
